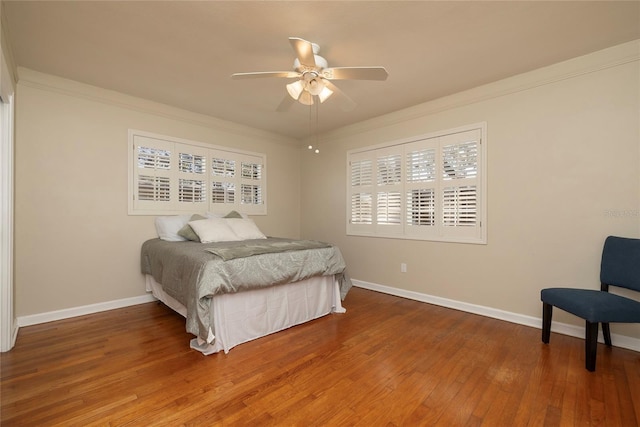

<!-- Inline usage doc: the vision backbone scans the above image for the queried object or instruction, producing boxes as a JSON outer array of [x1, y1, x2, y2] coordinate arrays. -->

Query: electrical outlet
[[401, 263, 407, 273]]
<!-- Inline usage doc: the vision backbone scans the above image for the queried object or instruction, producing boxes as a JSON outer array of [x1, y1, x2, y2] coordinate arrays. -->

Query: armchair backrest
[[600, 236, 640, 292]]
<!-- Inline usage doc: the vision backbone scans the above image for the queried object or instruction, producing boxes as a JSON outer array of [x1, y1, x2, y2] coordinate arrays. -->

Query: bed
[[141, 216, 352, 354]]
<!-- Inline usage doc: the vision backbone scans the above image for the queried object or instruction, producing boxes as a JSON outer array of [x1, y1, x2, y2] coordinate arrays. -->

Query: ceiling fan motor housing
[[293, 55, 328, 72]]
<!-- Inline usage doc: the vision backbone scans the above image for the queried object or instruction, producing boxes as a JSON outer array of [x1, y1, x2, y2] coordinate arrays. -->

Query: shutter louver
[[178, 179, 206, 203], [137, 146, 171, 171], [407, 189, 435, 226], [138, 175, 170, 202], [442, 141, 477, 180], [351, 193, 373, 224], [179, 153, 206, 174], [377, 154, 402, 185], [377, 192, 402, 224], [351, 159, 372, 187], [407, 148, 436, 182], [212, 158, 235, 177], [241, 184, 262, 205], [242, 162, 262, 180], [211, 182, 235, 204], [443, 186, 477, 226]]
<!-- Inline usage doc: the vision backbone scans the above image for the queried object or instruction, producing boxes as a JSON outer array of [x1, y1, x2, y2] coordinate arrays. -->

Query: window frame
[[346, 122, 487, 244], [128, 129, 267, 216]]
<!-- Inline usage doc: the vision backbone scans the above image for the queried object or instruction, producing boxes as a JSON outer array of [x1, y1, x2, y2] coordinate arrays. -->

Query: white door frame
[[0, 47, 16, 352]]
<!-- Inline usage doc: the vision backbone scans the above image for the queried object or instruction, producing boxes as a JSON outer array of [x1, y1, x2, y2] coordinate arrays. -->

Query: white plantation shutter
[[443, 186, 477, 226], [348, 152, 375, 234], [377, 191, 402, 225], [177, 146, 208, 210], [178, 179, 206, 203], [351, 193, 373, 224], [129, 131, 266, 215], [439, 130, 481, 240], [133, 136, 175, 211], [211, 152, 237, 206], [351, 158, 373, 188], [377, 153, 402, 186], [442, 141, 478, 180], [239, 154, 265, 213], [407, 189, 435, 226], [405, 141, 437, 237], [350, 157, 373, 224], [347, 124, 485, 243], [138, 176, 170, 202], [375, 150, 403, 234]]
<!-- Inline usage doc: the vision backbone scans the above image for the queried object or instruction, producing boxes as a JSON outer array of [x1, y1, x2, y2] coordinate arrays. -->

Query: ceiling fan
[[231, 37, 388, 111]]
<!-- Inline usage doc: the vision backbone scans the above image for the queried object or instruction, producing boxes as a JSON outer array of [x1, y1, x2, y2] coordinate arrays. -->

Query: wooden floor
[[2, 288, 639, 426]]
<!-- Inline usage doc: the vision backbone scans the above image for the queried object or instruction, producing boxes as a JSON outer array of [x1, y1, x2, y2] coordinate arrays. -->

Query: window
[[129, 130, 266, 215], [347, 123, 486, 244]]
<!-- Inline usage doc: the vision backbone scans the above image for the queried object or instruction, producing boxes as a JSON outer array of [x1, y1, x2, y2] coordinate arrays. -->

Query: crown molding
[[323, 39, 640, 143], [16, 67, 299, 146]]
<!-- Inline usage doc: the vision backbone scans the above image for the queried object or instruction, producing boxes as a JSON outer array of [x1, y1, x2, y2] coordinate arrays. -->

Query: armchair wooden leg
[[602, 322, 612, 347], [585, 321, 598, 372], [542, 303, 552, 344]]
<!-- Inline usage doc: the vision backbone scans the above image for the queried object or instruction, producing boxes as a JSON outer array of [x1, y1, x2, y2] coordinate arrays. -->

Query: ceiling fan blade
[[322, 67, 388, 81], [289, 37, 316, 68], [231, 71, 300, 79], [323, 81, 356, 111], [276, 94, 295, 112]]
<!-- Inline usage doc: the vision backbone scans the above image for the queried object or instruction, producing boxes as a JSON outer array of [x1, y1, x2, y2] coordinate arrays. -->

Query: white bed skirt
[[145, 274, 346, 354]]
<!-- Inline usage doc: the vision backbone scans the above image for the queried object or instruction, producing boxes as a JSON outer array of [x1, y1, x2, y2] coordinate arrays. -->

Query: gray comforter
[[140, 237, 352, 341]]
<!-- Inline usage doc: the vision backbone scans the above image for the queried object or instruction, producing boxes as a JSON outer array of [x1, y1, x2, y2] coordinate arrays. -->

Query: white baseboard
[[16, 294, 156, 328], [353, 279, 640, 353], [13, 282, 640, 354]]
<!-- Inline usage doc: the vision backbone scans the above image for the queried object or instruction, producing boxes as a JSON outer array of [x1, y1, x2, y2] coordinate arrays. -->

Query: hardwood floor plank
[[2, 288, 639, 426], [625, 358, 640, 422]]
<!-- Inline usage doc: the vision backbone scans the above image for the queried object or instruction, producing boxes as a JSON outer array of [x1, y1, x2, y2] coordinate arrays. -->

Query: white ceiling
[[3, 1, 639, 140]]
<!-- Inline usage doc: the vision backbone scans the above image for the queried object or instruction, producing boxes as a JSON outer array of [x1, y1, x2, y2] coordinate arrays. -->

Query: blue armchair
[[540, 236, 640, 371]]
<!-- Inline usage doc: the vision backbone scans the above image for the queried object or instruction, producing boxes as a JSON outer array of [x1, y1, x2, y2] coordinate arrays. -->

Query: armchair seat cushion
[[541, 288, 640, 324]]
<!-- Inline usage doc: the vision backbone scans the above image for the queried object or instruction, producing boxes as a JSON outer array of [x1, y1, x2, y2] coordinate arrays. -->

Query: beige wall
[[14, 69, 302, 316], [12, 41, 640, 345], [301, 41, 640, 340]]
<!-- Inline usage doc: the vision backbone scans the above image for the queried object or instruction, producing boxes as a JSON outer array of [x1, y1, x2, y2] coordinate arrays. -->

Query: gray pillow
[[177, 214, 207, 241], [224, 210, 243, 219]]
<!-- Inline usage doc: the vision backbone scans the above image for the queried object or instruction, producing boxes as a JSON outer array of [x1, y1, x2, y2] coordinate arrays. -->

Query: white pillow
[[155, 215, 191, 241], [225, 218, 267, 240], [205, 211, 225, 218], [189, 218, 241, 243]]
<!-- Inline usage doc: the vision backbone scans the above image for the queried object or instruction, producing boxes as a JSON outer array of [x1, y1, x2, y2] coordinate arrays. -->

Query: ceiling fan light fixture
[[286, 80, 304, 100], [306, 77, 325, 96], [318, 86, 334, 103], [299, 91, 314, 106]]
